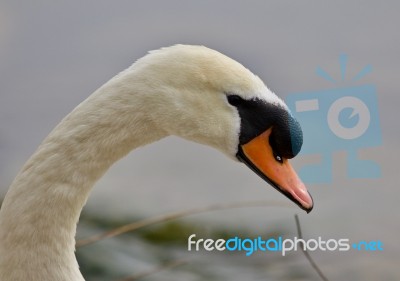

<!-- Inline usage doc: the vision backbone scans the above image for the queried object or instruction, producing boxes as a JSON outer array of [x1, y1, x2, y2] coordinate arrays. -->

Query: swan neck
[[0, 74, 165, 280]]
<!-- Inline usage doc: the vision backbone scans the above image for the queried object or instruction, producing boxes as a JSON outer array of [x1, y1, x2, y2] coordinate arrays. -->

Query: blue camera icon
[[285, 57, 382, 183]]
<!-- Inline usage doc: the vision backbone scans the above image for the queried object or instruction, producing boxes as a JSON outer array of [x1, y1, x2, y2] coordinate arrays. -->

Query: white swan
[[0, 45, 313, 281]]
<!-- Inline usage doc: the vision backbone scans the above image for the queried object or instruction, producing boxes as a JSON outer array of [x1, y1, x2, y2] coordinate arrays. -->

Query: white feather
[[0, 45, 286, 280]]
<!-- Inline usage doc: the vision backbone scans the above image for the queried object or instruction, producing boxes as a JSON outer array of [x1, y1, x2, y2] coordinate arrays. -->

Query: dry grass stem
[[295, 214, 329, 281], [76, 200, 293, 247]]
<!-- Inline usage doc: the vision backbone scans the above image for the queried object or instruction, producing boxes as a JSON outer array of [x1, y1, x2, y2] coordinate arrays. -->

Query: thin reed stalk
[[76, 200, 293, 247]]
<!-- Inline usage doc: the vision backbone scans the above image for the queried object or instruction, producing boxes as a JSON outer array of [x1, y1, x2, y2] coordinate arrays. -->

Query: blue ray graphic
[[352, 65, 373, 82], [316, 67, 336, 84]]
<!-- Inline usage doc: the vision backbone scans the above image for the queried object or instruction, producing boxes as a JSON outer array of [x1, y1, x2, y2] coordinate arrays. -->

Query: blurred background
[[1, 1, 399, 280]]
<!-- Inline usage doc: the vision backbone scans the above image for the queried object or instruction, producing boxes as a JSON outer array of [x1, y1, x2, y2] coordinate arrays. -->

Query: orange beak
[[237, 128, 313, 213]]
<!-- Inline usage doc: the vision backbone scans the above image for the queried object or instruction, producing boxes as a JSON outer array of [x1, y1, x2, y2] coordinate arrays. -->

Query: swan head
[[130, 45, 313, 212]]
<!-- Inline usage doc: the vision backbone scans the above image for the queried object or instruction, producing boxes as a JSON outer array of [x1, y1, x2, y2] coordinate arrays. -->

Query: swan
[[0, 45, 313, 280]]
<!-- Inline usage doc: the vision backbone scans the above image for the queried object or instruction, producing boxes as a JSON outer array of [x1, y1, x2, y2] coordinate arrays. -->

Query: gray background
[[1, 1, 399, 280]]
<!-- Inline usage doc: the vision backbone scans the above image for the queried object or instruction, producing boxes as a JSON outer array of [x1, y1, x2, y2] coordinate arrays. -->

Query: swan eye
[[274, 152, 283, 163], [227, 94, 244, 106]]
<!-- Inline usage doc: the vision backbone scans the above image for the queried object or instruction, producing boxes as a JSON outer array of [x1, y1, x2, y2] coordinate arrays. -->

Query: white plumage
[[0, 45, 309, 280]]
